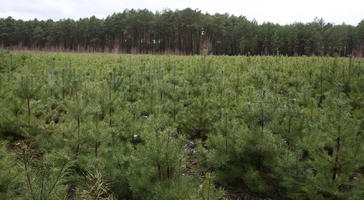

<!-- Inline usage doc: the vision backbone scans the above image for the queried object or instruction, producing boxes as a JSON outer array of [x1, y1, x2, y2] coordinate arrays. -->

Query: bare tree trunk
[[359, 43, 364, 58]]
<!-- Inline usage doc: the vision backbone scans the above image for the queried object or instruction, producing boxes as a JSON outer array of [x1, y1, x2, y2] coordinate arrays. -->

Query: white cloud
[[0, 0, 362, 25]]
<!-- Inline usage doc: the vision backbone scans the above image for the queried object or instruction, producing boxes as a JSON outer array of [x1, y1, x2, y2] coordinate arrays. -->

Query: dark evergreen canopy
[[0, 8, 363, 56]]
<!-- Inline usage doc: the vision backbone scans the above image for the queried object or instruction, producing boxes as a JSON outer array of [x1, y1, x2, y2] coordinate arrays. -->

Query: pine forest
[[0, 50, 363, 199]]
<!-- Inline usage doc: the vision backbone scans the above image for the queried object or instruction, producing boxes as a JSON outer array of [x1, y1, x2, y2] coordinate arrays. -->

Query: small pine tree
[[16, 75, 40, 126], [300, 91, 364, 199]]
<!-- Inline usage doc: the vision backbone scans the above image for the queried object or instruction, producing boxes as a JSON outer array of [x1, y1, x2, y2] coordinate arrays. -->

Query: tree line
[[1, 8, 364, 56]]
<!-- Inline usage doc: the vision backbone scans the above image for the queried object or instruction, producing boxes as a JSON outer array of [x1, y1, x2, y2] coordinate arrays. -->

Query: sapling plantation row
[[0, 50, 363, 200]]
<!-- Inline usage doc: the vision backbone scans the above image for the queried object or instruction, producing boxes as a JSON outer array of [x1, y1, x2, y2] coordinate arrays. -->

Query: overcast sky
[[0, 0, 363, 25]]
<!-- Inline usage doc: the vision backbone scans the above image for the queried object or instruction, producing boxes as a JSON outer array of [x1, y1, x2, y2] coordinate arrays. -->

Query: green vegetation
[[0, 50, 364, 199], [0, 9, 364, 56]]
